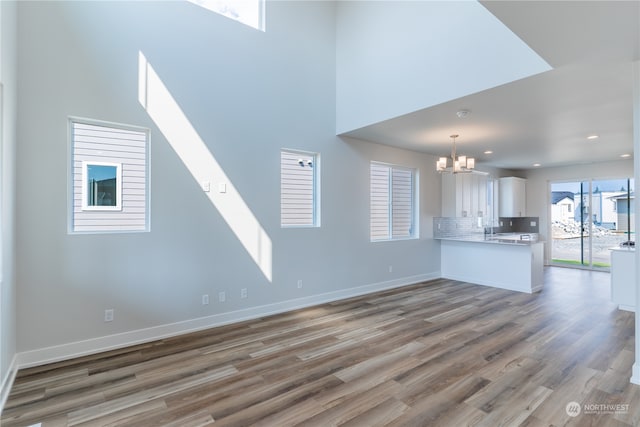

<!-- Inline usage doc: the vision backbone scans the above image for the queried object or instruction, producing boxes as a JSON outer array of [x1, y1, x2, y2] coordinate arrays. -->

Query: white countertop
[[436, 233, 541, 246], [610, 246, 635, 252]]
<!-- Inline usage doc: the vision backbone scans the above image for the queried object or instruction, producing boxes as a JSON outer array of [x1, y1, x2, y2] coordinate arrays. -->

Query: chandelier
[[436, 134, 475, 173]]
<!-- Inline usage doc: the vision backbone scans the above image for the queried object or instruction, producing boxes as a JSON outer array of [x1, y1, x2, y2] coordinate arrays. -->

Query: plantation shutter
[[370, 163, 391, 240], [391, 168, 413, 238], [281, 150, 316, 227]]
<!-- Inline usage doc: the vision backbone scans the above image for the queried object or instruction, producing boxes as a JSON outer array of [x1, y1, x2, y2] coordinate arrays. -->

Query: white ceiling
[[341, 1, 640, 171]]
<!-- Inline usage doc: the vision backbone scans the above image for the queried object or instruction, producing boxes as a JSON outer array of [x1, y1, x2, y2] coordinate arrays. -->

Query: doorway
[[550, 178, 634, 270]]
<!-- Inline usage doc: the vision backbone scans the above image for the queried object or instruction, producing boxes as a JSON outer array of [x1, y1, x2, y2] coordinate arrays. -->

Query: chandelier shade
[[436, 134, 475, 173]]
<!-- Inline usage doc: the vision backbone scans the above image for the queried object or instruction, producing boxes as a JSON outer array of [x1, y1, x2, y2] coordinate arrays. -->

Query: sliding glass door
[[550, 178, 634, 270]]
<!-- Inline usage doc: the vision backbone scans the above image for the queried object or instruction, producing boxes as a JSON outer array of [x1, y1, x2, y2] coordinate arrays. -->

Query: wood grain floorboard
[[3, 267, 639, 426]]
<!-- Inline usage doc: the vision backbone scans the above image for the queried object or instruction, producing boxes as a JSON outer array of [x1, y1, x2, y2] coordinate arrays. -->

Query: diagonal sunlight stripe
[[138, 51, 272, 282]]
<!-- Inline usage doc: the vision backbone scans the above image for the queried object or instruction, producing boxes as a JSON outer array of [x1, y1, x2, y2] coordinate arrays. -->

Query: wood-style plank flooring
[[2, 267, 639, 426]]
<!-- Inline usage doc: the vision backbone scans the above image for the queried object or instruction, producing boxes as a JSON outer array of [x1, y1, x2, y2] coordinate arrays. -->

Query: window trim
[[370, 161, 418, 242], [280, 148, 320, 228], [187, 0, 266, 32], [81, 161, 123, 211]]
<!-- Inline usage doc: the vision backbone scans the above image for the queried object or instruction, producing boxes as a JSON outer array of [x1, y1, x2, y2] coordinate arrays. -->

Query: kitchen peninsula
[[435, 218, 544, 294]]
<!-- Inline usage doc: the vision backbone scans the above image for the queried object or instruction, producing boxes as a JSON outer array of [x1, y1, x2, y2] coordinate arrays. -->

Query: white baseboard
[[618, 304, 635, 312], [0, 354, 18, 416], [16, 272, 439, 369]]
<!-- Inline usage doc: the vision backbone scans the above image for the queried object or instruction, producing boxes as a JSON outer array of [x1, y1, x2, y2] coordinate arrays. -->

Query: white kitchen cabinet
[[441, 173, 489, 220], [477, 176, 487, 220], [461, 173, 472, 217], [441, 173, 457, 217], [487, 178, 499, 226], [499, 177, 526, 217]]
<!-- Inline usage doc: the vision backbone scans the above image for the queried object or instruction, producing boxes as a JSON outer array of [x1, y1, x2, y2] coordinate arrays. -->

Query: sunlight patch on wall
[[187, 0, 265, 31], [138, 51, 272, 282]]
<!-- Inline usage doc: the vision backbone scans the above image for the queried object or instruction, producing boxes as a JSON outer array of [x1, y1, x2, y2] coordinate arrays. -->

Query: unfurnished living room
[[1, 0, 640, 426]]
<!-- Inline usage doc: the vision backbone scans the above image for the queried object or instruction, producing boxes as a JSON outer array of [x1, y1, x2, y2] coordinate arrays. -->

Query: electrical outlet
[[240, 288, 247, 299], [218, 291, 226, 302], [202, 294, 209, 305], [104, 309, 114, 322], [388, 265, 393, 273], [297, 279, 303, 289]]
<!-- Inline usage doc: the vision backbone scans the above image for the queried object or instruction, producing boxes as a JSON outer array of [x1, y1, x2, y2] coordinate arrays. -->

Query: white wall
[[525, 159, 634, 263], [0, 0, 17, 408], [335, 0, 550, 134], [15, 1, 442, 365]]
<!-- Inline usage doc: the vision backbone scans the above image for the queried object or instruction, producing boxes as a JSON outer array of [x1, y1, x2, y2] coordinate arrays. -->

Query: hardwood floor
[[2, 267, 639, 426]]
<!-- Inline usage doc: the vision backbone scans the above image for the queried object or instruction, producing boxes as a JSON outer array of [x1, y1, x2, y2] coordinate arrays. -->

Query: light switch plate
[[218, 182, 227, 193]]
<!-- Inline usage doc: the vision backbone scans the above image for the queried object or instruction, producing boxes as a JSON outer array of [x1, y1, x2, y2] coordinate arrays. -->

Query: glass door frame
[[577, 180, 592, 269], [549, 179, 596, 270]]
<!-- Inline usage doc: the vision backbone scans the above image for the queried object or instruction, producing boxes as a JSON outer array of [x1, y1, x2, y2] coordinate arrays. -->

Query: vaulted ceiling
[[341, 1, 640, 170]]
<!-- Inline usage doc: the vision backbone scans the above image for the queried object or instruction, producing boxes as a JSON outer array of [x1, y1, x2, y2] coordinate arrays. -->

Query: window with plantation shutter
[[391, 168, 413, 238], [370, 163, 391, 240], [281, 149, 319, 227], [370, 162, 416, 241], [69, 118, 150, 233]]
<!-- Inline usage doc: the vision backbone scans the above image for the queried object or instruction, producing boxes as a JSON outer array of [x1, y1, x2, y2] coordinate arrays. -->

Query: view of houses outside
[[551, 179, 634, 269]]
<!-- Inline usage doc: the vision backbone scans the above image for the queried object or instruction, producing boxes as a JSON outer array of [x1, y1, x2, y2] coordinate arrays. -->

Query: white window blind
[[370, 162, 415, 241], [70, 119, 150, 233], [281, 150, 318, 227], [392, 168, 413, 238], [370, 163, 391, 240]]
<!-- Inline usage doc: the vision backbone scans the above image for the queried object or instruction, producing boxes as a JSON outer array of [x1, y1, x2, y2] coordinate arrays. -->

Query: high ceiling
[[341, 1, 640, 170]]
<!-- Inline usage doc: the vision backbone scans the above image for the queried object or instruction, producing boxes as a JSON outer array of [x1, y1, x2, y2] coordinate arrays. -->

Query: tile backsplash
[[433, 217, 484, 239], [492, 217, 540, 234], [434, 216, 540, 239]]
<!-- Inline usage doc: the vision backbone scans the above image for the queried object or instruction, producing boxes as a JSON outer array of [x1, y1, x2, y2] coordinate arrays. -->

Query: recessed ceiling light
[[587, 135, 599, 140], [533, 163, 541, 167], [621, 153, 631, 158], [484, 150, 493, 154]]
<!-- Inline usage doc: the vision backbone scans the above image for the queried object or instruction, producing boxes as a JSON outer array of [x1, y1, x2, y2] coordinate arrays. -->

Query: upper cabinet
[[499, 177, 526, 217], [442, 173, 489, 221]]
